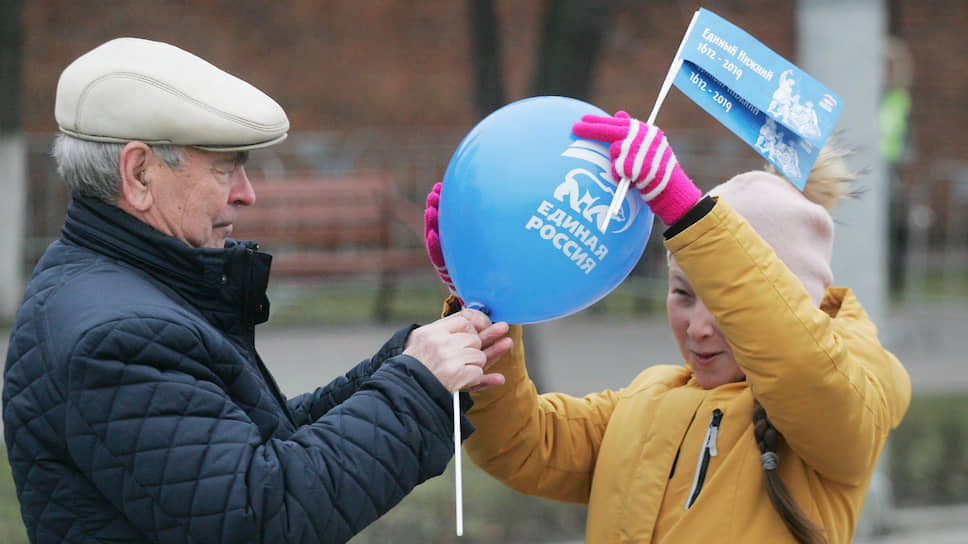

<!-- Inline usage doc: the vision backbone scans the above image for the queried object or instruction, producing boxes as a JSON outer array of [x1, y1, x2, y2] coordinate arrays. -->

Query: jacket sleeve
[[287, 324, 419, 426], [666, 198, 911, 485], [65, 317, 456, 544], [464, 324, 618, 503]]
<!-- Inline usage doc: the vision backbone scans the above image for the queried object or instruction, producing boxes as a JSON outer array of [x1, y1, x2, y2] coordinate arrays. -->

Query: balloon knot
[[465, 302, 491, 316]]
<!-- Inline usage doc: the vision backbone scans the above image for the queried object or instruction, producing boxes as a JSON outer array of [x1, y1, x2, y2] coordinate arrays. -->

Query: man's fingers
[[454, 363, 484, 391], [458, 308, 494, 333], [463, 372, 506, 393], [479, 321, 509, 347], [433, 311, 479, 335], [406, 312, 509, 393], [482, 336, 513, 368]]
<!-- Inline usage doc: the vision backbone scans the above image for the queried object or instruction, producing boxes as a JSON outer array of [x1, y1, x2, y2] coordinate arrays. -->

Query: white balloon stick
[[599, 9, 701, 232], [454, 391, 463, 536]]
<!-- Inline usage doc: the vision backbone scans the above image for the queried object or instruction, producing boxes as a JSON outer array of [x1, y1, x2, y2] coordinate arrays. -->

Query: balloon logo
[[439, 96, 654, 324]]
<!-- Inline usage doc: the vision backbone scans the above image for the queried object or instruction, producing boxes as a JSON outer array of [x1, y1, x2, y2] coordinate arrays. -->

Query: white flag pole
[[599, 9, 701, 232], [453, 392, 463, 536]]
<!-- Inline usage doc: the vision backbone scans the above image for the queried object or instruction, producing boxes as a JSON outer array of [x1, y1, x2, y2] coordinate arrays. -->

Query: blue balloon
[[439, 96, 654, 324]]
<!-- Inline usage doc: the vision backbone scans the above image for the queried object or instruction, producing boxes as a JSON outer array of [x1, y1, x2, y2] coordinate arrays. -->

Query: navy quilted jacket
[[3, 196, 471, 543]]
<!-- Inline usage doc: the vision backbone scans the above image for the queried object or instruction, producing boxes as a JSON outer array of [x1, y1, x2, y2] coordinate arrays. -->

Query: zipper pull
[[708, 408, 723, 456], [685, 408, 724, 510]]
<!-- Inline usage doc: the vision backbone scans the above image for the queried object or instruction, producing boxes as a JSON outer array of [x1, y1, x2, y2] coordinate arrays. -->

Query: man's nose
[[230, 166, 256, 206]]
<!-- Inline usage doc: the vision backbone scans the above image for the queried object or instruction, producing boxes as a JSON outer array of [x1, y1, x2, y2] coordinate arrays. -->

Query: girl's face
[[666, 257, 746, 389]]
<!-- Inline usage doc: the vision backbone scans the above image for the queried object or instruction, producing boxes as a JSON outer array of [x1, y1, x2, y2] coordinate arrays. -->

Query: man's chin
[[200, 236, 228, 249], [210, 226, 232, 247]]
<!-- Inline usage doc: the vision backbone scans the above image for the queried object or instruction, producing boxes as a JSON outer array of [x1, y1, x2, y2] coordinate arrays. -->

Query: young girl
[[424, 111, 911, 543]]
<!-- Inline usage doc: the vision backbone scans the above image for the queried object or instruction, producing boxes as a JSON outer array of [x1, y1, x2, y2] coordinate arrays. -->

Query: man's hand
[[404, 309, 512, 393]]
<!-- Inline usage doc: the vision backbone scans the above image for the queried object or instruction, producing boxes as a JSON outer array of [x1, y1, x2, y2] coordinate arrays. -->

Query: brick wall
[[21, 0, 965, 192], [20, 1, 791, 134]]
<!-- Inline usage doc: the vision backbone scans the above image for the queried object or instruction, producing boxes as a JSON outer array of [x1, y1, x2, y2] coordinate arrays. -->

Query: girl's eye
[[672, 287, 695, 298]]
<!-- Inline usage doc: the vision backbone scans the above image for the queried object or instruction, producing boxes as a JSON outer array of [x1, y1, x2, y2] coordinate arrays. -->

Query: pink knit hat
[[708, 171, 835, 306]]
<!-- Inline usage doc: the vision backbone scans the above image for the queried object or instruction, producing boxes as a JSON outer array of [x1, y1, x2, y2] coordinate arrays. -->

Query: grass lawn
[[0, 445, 26, 544], [350, 456, 587, 543], [262, 276, 667, 327], [889, 392, 968, 506], [0, 444, 585, 544], [1, 277, 964, 541]]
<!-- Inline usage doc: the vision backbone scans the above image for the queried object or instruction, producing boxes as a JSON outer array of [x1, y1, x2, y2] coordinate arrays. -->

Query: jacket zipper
[[241, 246, 296, 427], [685, 408, 723, 510]]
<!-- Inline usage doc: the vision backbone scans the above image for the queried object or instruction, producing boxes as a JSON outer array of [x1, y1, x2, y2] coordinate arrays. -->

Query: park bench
[[232, 174, 431, 320]]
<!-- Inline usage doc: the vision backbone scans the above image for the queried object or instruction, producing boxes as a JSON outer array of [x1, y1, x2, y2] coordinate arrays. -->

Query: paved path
[[250, 304, 968, 543], [3, 303, 963, 402], [854, 503, 968, 543], [253, 304, 968, 399], [3, 303, 967, 541]]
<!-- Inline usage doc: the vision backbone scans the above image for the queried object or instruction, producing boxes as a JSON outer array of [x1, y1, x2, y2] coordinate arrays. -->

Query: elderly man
[[3, 37, 510, 544]]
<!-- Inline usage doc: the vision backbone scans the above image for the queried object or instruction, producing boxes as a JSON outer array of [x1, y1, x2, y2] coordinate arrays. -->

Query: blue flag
[[671, 8, 843, 189]]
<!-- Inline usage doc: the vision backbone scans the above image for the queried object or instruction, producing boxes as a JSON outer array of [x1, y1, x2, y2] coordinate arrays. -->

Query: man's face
[[666, 257, 745, 389], [145, 148, 254, 248]]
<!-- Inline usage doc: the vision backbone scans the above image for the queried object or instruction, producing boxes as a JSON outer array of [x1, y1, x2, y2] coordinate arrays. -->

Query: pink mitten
[[572, 111, 701, 225], [424, 183, 460, 300]]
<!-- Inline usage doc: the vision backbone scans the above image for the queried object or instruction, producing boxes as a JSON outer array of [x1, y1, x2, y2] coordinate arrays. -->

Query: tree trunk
[[0, 0, 22, 133], [531, 0, 611, 99], [0, 0, 25, 319], [466, 0, 506, 117]]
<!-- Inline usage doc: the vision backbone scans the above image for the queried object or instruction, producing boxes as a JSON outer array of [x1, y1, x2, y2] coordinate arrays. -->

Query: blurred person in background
[[425, 111, 911, 543], [3, 37, 511, 544]]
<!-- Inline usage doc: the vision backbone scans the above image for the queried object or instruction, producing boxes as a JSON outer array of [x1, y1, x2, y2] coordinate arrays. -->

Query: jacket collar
[[61, 195, 271, 332]]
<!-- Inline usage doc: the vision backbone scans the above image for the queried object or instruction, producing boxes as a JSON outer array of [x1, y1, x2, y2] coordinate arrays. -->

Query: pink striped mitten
[[424, 182, 461, 301], [572, 111, 701, 225]]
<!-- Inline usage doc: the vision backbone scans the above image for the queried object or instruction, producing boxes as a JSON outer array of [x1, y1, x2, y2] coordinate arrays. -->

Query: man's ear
[[118, 141, 154, 212]]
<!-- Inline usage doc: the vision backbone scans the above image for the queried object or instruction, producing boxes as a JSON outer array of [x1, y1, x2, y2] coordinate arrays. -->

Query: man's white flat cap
[[55, 37, 289, 151]]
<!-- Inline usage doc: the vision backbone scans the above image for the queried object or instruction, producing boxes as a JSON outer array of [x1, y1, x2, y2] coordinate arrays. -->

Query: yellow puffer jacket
[[464, 198, 911, 543]]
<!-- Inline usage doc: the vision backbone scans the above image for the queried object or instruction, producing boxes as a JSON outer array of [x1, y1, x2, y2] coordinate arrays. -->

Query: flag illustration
[[671, 8, 843, 189]]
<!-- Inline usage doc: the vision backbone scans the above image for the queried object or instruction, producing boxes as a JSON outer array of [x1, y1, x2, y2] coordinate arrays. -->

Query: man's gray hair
[[51, 134, 184, 204]]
